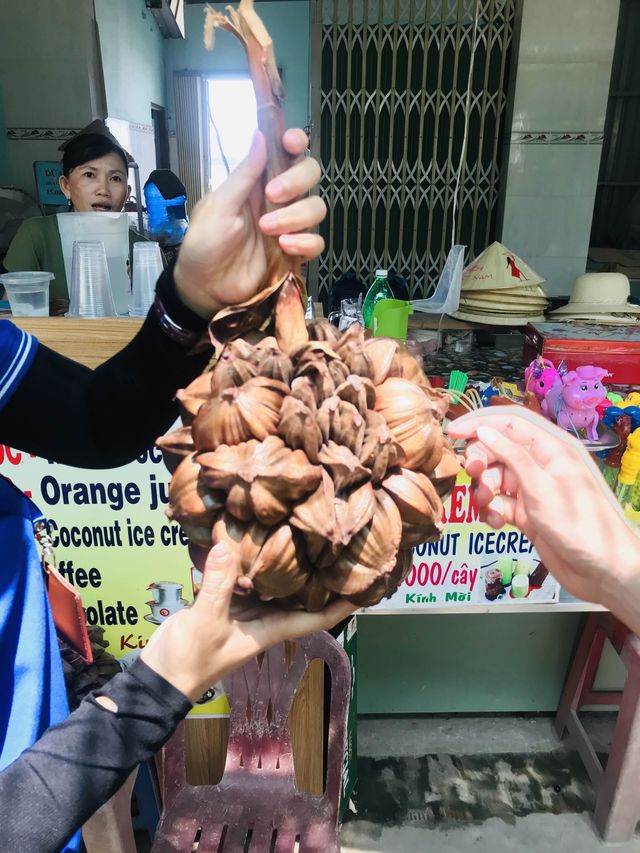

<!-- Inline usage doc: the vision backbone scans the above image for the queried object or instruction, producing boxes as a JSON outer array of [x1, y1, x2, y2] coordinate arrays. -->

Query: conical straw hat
[[460, 301, 545, 317], [462, 242, 545, 292], [460, 292, 547, 307], [488, 284, 547, 298], [451, 306, 546, 325]]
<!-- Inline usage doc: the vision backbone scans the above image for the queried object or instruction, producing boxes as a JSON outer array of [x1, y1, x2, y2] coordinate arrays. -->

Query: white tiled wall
[[500, 0, 620, 297], [106, 117, 157, 188]]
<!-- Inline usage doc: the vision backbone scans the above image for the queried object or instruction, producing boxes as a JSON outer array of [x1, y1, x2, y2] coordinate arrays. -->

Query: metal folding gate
[[310, 0, 519, 303]]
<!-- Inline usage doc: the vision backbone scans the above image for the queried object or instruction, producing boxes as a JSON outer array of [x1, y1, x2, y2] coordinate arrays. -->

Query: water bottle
[[362, 268, 393, 329], [144, 182, 188, 247]]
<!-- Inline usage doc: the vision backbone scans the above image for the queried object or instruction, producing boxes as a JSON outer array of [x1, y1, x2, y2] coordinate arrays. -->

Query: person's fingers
[[463, 440, 491, 478], [484, 494, 518, 529], [472, 463, 504, 507], [279, 232, 325, 260], [259, 195, 326, 236], [266, 157, 321, 204], [450, 408, 569, 469], [192, 542, 237, 617], [449, 407, 537, 437], [474, 426, 551, 504], [502, 464, 520, 497], [212, 131, 267, 209], [281, 127, 309, 157]]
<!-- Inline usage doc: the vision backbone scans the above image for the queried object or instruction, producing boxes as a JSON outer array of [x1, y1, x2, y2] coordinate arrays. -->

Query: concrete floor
[[341, 715, 640, 853], [342, 813, 640, 853]]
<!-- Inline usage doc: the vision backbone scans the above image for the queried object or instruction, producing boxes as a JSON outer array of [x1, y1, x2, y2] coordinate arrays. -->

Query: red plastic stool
[[151, 631, 351, 852], [554, 612, 640, 843]]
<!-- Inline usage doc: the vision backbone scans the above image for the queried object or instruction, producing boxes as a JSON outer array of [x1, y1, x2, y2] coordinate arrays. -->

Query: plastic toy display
[[526, 357, 609, 441]]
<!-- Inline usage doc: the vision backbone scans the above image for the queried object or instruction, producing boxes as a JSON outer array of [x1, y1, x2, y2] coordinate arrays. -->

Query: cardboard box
[[372, 472, 558, 611], [524, 322, 640, 386]]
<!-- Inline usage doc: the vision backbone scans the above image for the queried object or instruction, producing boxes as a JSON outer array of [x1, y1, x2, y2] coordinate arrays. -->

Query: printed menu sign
[[1, 442, 228, 717], [2, 446, 559, 692]]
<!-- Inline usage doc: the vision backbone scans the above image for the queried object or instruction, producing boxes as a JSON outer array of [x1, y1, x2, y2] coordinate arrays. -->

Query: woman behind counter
[[3, 120, 146, 308]]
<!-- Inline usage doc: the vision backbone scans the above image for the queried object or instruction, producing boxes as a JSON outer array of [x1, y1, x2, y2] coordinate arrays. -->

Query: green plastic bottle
[[362, 269, 393, 329]]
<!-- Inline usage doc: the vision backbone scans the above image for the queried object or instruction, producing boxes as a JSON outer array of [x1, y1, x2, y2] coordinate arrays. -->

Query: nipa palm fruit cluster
[[158, 278, 459, 610], [156, 0, 459, 610]]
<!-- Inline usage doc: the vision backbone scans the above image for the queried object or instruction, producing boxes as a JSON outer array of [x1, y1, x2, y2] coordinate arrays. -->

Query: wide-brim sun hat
[[549, 272, 640, 316], [546, 313, 640, 325]]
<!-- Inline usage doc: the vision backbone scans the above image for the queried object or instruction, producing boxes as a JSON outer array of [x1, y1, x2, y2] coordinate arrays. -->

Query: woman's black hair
[[62, 133, 129, 177]]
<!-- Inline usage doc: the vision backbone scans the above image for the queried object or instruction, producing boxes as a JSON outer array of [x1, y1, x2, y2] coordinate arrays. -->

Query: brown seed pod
[[381, 468, 444, 548], [156, 425, 196, 474], [318, 440, 370, 493], [334, 323, 372, 378], [307, 318, 341, 344], [277, 395, 323, 463], [428, 438, 461, 501], [359, 410, 404, 483], [192, 376, 289, 451], [335, 374, 376, 418], [320, 489, 403, 599], [291, 470, 339, 563], [166, 453, 225, 547], [212, 513, 309, 599], [374, 377, 444, 469], [249, 336, 294, 384], [199, 436, 322, 525], [176, 372, 214, 425], [364, 337, 403, 385]]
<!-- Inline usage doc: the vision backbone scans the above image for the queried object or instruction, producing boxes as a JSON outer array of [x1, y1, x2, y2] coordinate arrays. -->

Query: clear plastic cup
[[0, 271, 53, 316], [67, 241, 118, 318], [129, 242, 163, 317]]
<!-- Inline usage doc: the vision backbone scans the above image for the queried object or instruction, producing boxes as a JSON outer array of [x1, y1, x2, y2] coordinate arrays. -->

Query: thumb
[[214, 130, 267, 209], [192, 542, 237, 617]]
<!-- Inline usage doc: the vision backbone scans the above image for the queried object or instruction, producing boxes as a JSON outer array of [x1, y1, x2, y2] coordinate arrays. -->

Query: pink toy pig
[[542, 366, 609, 441], [525, 357, 562, 400]]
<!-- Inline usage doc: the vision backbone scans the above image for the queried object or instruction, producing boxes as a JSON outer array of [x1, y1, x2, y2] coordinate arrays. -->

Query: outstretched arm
[[0, 543, 355, 853], [449, 407, 640, 632]]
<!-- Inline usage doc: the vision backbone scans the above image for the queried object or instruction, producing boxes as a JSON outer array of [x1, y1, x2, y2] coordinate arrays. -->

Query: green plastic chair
[[371, 298, 413, 340]]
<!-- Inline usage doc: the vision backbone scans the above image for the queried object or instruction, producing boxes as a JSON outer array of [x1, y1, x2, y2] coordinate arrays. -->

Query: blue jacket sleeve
[[0, 321, 38, 412]]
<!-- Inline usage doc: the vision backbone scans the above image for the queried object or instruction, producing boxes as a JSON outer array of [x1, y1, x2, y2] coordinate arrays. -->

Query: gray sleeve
[[0, 658, 192, 853]]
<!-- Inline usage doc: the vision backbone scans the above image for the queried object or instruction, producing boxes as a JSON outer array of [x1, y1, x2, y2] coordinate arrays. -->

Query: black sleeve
[[0, 659, 192, 853], [0, 264, 211, 468]]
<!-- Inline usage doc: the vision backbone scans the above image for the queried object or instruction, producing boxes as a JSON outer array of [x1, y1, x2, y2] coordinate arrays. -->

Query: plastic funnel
[[371, 299, 413, 340], [0, 271, 53, 316], [130, 242, 163, 316], [67, 241, 118, 318]]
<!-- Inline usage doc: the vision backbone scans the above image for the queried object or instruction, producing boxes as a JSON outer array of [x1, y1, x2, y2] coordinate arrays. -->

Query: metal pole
[[131, 162, 144, 234]]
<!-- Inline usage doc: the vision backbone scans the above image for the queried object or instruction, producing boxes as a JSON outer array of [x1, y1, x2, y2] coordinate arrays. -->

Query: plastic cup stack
[[129, 241, 163, 317], [67, 241, 118, 318]]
